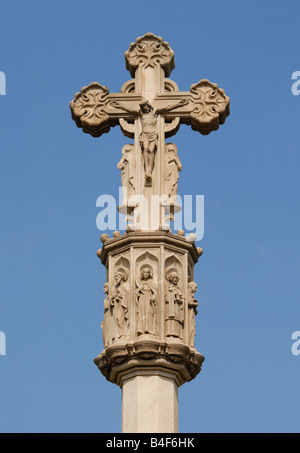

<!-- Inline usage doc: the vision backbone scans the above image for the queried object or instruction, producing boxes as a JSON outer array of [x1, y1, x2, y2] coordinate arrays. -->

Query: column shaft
[[121, 370, 178, 433]]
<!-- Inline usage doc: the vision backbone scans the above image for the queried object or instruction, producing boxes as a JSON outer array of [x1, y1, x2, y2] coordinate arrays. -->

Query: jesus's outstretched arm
[[156, 98, 189, 114], [110, 101, 139, 115]]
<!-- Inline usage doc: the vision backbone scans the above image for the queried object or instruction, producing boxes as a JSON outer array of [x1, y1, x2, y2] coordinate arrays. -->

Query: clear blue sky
[[0, 0, 300, 433]]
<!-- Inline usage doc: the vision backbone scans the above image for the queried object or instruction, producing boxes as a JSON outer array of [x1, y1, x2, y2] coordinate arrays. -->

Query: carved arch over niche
[[113, 255, 130, 284], [165, 254, 183, 282], [135, 250, 159, 282]]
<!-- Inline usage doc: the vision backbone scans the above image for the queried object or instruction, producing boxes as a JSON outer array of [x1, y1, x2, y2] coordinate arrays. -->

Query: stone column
[[121, 370, 179, 433]]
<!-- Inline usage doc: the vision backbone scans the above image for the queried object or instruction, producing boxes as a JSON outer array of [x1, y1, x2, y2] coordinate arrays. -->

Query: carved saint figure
[[110, 98, 188, 187], [164, 144, 182, 199], [188, 282, 198, 347], [117, 144, 136, 205], [110, 270, 129, 339], [101, 282, 114, 348], [165, 270, 185, 339], [136, 266, 158, 336]]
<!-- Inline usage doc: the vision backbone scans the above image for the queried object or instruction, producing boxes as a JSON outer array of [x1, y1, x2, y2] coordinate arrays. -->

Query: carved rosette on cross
[[70, 33, 230, 389]]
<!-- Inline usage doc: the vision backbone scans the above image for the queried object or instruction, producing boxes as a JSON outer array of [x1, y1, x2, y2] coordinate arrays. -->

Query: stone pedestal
[[94, 231, 205, 432]]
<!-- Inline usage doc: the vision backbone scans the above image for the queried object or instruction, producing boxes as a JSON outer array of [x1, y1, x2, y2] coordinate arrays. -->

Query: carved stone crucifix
[[110, 97, 187, 187], [70, 33, 230, 231]]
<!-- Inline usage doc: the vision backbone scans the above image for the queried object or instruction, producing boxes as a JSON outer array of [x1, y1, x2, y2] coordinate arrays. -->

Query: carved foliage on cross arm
[[119, 80, 136, 139], [163, 79, 181, 137], [187, 79, 230, 135], [70, 82, 111, 137], [125, 33, 175, 77]]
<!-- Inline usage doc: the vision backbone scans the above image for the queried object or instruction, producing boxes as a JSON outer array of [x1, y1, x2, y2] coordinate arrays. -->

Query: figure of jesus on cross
[[70, 32, 230, 231], [111, 98, 188, 186]]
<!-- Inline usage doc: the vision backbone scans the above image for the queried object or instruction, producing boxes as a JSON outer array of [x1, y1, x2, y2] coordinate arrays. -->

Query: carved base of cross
[[96, 230, 204, 432]]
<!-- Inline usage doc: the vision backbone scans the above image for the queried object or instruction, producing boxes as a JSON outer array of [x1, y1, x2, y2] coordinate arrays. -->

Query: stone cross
[[70, 33, 230, 434], [70, 33, 230, 231]]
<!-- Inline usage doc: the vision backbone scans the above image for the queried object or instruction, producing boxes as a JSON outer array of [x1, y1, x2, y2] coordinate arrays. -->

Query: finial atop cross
[[70, 33, 230, 231]]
